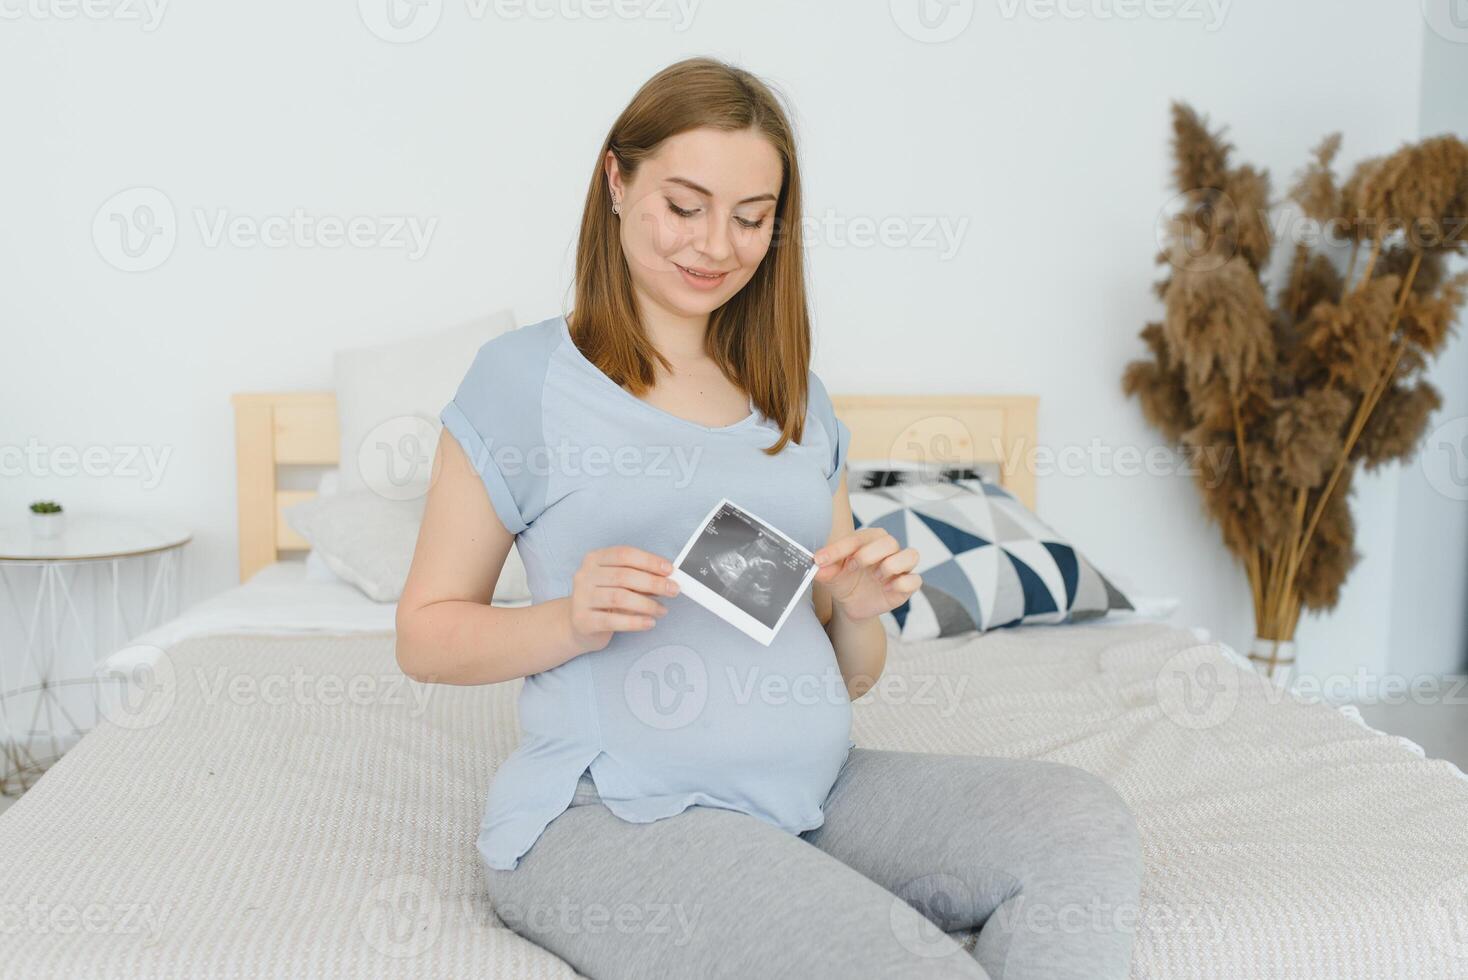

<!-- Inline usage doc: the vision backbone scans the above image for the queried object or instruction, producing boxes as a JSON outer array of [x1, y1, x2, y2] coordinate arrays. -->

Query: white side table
[[0, 515, 190, 794]]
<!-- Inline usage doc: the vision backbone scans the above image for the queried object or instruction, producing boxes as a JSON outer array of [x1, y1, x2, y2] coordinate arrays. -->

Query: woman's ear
[[604, 150, 623, 207]]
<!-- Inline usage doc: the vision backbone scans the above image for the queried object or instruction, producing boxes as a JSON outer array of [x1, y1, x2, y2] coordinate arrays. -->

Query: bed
[[1, 390, 1465, 979]]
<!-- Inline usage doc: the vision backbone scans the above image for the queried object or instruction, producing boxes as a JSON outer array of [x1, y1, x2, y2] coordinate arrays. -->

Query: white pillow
[[285, 490, 531, 604], [304, 470, 346, 584], [334, 309, 517, 499]]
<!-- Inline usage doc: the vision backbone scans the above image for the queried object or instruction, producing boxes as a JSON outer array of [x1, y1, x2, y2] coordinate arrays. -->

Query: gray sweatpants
[[485, 747, 1143, 979]]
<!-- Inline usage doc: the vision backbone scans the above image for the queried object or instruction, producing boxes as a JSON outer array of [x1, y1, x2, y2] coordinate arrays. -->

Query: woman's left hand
[[813, 528, 921, 622]]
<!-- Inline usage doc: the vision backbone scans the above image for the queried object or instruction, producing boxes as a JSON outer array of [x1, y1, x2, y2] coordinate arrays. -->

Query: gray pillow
[[284, 490, 530, 604], [849, 471, 1132, 639]]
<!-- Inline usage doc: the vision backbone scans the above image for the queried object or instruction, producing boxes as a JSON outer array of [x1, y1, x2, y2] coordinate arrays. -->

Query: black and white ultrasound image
[[678, 502, 813, 629]]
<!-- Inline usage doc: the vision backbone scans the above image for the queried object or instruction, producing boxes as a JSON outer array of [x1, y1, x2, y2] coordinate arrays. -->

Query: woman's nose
[[694, 211, 733, 263]]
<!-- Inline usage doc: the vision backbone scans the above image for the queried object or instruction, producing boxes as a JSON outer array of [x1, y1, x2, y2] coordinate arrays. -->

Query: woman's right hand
[[564, 545, 680, 654]]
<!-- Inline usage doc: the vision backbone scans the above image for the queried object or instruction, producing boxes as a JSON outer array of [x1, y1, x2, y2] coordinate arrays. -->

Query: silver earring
[[611, 200, 621, 215]]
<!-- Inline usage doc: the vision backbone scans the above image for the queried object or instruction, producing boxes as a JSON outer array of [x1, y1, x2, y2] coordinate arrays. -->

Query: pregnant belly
[[589, 611, 853, 796]]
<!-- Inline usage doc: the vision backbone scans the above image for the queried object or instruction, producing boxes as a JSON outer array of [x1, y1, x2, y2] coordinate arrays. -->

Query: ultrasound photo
[[671, 498, 818, 645]]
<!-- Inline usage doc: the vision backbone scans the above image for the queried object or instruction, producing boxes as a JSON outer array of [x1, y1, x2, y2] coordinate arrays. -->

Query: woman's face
[[607, 126, 783, 319]]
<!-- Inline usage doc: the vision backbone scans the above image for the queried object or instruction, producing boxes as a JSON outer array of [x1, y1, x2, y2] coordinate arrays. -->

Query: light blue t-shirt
[[440, 313, 856, 872]]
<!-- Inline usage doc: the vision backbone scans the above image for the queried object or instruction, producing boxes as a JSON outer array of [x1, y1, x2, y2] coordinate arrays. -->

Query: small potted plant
[[29, 501, 64, 539]]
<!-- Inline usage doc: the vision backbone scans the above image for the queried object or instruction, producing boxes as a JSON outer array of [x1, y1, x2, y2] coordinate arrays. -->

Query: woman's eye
[[665, 199, 698, 218], [735, 215, 766, 230]]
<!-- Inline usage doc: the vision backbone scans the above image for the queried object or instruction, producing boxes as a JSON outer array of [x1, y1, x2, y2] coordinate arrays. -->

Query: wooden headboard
[[230, 392, 1038, 583]]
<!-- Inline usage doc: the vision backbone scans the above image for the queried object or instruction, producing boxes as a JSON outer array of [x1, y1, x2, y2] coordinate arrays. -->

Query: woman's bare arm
[[812, 470, 891, 700], [395, 433, 585, 685], [396, 432, 677, 686]]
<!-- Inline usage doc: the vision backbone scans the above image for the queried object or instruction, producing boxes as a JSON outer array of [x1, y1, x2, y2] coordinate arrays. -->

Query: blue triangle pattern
[[914, 511, 988, 555], [919, 558, 983, 628], [889, 596, 911, 629], [1043, 542, 1079, 609], [873, 510, 908, 548], [1004, 549, 1058, 615]]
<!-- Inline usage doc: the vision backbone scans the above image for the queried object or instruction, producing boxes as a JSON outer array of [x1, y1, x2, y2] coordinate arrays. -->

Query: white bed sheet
[[7, 622, 1468, 979], [104, 560, 1179, 669], [103, 560, 530, 672]]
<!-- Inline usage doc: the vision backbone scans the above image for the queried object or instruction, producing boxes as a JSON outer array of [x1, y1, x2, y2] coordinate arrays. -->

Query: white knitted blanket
[[1, 624, 1465, 979]]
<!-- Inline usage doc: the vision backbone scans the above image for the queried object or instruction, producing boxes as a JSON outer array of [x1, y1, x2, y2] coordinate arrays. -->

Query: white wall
[[1, 1, 1444, 677], [1387, 22, 1468, 679]]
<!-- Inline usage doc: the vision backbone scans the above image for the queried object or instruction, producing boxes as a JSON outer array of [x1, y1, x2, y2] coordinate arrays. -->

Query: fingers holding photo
[[566, 544, 679, 654]]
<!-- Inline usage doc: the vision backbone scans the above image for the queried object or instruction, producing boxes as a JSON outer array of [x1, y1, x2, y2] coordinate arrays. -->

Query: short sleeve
[[438, 325, 556, 535], [807, 370, 851, 493]]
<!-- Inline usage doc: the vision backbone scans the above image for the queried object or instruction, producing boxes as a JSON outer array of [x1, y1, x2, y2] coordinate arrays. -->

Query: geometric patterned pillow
[[850, 473, 1133, 640]]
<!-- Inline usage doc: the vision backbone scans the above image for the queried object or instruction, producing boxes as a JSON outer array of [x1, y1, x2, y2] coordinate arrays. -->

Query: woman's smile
[[673, 261, 731, 291]]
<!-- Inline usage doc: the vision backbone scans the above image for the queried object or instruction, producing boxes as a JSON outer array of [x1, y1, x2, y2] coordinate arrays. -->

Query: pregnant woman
[[396, 57, 1141, 980]]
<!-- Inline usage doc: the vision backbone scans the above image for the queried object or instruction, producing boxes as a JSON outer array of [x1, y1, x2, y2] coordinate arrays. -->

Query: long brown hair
[[567, 57, 810, 455]]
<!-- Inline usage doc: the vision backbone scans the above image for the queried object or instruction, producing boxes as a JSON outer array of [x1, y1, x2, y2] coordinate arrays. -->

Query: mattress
[[3, 622, 1466, 978]]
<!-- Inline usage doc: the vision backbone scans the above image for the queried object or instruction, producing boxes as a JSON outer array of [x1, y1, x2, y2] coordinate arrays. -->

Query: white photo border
[[670, 497, 818, 647]]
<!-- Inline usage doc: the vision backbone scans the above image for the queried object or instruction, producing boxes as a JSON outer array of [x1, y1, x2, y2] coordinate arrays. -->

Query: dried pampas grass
[[1125, 104, 1467, 675]]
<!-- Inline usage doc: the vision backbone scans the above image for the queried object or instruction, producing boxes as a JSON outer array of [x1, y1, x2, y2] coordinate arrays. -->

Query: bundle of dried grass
[[1124, 104, 1468, 676]]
